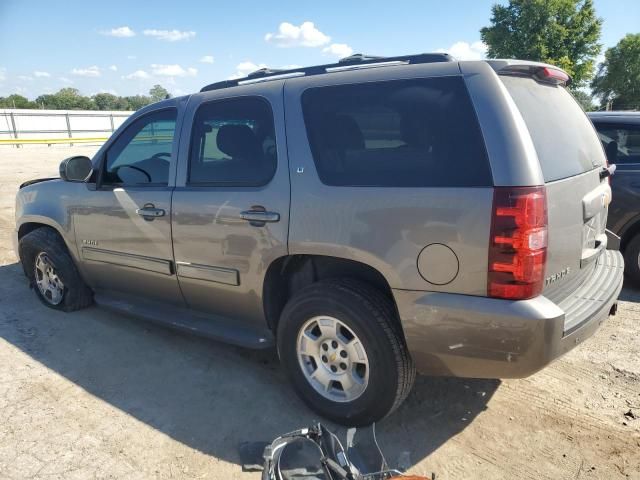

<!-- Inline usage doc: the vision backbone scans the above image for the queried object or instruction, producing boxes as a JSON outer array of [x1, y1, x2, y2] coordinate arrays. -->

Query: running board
[[94, 291, 275, 349]]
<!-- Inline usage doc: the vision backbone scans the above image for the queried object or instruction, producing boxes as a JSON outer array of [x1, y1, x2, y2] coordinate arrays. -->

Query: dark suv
[[589, 112, 640, 283], [14, 54, 623, 425]]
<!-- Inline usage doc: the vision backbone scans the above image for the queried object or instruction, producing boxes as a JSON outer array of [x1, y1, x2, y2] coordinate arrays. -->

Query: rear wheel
[[623, 233, 640, 286], [277, 279, 415, 426], [19, 227, 93, 311]]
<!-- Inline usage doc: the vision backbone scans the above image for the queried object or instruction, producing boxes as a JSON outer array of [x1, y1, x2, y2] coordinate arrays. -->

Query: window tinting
[[104, 109, 176, 186], [301, 77, 492, 187], [501, 76, 605, 182], [593, 123, 640, 165], [189, 97, 277, 185]]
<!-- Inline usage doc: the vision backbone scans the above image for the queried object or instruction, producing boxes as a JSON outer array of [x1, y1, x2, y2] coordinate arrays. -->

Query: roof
[[588, 111, 640, 124], [200, 53, 454, 92]]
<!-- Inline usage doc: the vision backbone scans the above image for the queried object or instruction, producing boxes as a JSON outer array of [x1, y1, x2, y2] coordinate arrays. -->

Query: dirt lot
[[0, 145, 638, 479]]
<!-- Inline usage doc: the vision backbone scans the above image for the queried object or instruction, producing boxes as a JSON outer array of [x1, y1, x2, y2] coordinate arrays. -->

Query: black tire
[[624, 233, 640, 286], [277, 279, 415, 426], [19, 227, 93, 312]]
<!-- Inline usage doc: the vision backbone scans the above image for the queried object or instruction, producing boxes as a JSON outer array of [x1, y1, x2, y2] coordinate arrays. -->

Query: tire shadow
[[0, 261, 498, 471]]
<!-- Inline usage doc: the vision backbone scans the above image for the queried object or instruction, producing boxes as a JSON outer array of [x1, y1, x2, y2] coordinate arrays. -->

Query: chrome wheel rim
[[296, 316, 370, 403], [34, 252, 64, 305]]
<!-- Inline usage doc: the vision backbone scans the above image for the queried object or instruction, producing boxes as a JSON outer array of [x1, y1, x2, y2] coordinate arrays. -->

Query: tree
[[92, 93, 119, 110], [92, 92, 130, 111], [124, 94, 153, 110], [36, 88, 96, 110], [591, 33, 640, 111], [571, 90, 596, 111], [1, 86, 167, 111], [0, 94, 36, 109], [480, 0, 602, 88], [149, 84, 170, 102]]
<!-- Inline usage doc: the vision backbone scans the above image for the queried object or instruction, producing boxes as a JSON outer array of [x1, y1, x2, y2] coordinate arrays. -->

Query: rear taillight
[[498, 64, 572, 86], [535, 66, 571, 85], [488, 186, 548, 300]]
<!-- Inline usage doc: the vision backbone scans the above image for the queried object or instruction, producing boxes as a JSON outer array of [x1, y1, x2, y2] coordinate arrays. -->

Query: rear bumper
[[394, 249, 624, 378]]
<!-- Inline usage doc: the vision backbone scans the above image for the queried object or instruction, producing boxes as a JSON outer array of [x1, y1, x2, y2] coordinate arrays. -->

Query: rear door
[[171, 83, 289, 328], [500, 76, 609, 301]]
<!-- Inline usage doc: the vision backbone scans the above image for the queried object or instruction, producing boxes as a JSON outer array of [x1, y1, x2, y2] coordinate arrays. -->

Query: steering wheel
[[151, 152, 171, 160], [114, 165, 152, 183]]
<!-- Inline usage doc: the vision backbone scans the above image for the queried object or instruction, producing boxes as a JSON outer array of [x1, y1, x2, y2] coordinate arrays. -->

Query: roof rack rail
[[200, 52, 454, 92]]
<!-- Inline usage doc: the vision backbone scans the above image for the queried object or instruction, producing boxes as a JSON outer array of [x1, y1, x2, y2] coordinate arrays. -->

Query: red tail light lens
[[535, 67, 571, 85], [488, 186, 548, 300]]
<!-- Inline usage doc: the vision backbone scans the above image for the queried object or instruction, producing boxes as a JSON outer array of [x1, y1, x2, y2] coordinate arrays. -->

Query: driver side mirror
[[59, 156, 93, 182]]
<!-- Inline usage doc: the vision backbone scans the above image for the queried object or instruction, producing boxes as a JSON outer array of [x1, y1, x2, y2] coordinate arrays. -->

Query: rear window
[[592, 122, 640, 165], [501, 76, 605, 182], [301, 77, 492, 187]]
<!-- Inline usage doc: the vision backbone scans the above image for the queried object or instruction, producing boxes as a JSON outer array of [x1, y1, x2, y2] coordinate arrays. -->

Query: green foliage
[[149, 84, 171, 102], [1, 85, 172, 111], [591, 33, 640, 110], [124, 95, 153, 110], [93, 93, 125, 111], [480, 0, 602, 88], [36, 88, 96, 110], [0, 94, 37, 108], [571, 89, 596, 111]]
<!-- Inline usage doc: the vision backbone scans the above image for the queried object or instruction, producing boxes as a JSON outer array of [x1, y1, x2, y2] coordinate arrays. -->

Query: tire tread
[[278, 277, 415, 424], [19, 227, 93, 311], [327, 279, 415, 417]]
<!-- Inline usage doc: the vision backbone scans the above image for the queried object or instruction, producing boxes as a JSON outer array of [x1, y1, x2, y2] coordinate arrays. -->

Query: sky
[[0, 0, 638, 99]]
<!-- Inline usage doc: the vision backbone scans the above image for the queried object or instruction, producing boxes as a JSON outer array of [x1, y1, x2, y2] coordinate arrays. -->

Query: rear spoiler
[[486, 59, 572, 86]]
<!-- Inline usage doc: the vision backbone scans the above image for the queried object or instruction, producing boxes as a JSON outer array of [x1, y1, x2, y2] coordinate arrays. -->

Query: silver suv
[[13, 54, 624, 426]]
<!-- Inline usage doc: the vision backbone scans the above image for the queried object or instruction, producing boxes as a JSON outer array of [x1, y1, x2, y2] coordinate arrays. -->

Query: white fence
[[0, 109, 133, 146]]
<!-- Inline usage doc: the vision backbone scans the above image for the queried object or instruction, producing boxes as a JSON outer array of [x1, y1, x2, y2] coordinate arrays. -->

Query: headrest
[[322, 114, 365, 150], [217, 124, 260, 159], [605, 140, 618, 163], [400, 114, 431, 148]]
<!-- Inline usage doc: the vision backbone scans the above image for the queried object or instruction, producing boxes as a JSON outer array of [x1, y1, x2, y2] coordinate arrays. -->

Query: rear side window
[[501, 76, 605, 182], [301, 77, 492, 187], [592, 123, 640, 165], [189, 97, 277, 186]]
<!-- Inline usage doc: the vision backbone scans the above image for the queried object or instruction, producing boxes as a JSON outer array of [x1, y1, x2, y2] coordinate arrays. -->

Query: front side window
[[301, 77, 492, 187], [103, 109, 177, 186], [594, 123, 640, 165], [189, 97, 277, 186]]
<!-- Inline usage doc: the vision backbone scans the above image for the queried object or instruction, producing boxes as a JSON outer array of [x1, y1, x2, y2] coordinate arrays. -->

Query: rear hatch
[[499, 74, 610, 303]]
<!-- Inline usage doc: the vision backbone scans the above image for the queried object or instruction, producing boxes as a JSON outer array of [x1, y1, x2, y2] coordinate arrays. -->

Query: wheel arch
[[262, 254, 399, 334], [620, 216, 640, 252], [17, 218, 76, 261], [18, 221, 56, 240]]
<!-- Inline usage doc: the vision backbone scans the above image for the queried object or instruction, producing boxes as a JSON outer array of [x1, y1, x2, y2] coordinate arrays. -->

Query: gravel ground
[[0, 146, 638, 479]]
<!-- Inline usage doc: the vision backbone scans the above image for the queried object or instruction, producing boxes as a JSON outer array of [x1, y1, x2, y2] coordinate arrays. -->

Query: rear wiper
[[600, 164, 616, 180]]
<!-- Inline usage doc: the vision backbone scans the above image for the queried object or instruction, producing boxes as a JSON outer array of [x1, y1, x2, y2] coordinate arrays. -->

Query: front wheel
[[19, 227, 93, 311], [277, 279, 415, 426]]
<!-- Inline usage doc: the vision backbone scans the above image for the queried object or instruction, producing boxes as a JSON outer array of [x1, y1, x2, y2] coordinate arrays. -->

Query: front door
[[74, 107, 183, 305], [171, 88, 289, 327]]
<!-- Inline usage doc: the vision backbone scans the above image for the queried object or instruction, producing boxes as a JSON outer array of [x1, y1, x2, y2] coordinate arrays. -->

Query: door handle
[[136, 206, 165, 219], [240, 208, 280, 226], [580, 234, 607, 268]]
